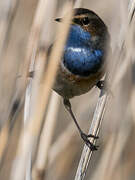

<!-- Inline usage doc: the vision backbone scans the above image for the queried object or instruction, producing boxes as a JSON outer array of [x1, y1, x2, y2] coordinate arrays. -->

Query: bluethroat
[[49, 8, 110, 150]]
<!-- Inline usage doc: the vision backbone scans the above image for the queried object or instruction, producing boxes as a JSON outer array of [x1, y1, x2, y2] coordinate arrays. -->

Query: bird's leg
[[63, 98, 98, 151]]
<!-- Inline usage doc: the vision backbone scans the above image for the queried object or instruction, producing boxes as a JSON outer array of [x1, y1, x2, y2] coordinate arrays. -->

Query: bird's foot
[[81, 132, 99, 151], [96, 80, 105, 90], [96, 80, 113, 97]]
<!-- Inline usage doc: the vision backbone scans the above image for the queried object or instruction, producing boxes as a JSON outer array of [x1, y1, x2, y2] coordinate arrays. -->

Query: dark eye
[[82, 17, 89, 25]]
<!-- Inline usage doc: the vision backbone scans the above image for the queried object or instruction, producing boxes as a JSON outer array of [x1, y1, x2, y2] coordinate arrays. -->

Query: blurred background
[[0, 0, 135, 180]]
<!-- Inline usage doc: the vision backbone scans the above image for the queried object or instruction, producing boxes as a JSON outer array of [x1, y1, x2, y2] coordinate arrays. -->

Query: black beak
[[55, 18, 61, 22]]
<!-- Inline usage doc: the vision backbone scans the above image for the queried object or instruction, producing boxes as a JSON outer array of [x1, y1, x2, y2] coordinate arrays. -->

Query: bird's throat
[[63, 25, 103, 76]]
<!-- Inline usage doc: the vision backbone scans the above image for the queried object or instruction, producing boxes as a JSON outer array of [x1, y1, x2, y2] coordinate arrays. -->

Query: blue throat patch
[[63, 25, 103, 76]]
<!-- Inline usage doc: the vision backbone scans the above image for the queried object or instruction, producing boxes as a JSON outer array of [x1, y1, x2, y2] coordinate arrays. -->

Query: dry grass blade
[[75, 90, 108, 180]]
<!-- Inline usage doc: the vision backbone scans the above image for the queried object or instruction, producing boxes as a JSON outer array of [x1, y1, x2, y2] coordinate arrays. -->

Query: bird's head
[[55, 8, 108, 37]]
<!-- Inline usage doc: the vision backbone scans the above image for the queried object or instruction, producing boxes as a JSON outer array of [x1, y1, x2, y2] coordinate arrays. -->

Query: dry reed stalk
[[128, 0, 135, 124], [0, 0, 19, 56], [0, 1, 38, 170], [17, 0, 55, 105], [32, 92, 60, 180], [0, 0, 41, 175], [0, 0, 20, 127], [24, 50, 46, 180], [24, 1, 57, 179], [75, 89, 108, 180], [0, 0, 20, 167], [0, 96, 24, 170], [74, 0, 83, 8], [21, 0, 51, 80], [0, 124, 9, 163], [131, 89, 135, 123], [10, 2, 73, 180]]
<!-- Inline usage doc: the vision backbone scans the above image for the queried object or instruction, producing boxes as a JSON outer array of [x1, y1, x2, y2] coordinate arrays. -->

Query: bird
[[48, 8, 110, 150]]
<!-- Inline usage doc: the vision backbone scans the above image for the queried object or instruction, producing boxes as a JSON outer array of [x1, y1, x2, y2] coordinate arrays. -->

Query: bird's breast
[[53, 63, 104, 99], [53, 24, 106, 99], [63, 46, 103, 76]]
